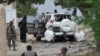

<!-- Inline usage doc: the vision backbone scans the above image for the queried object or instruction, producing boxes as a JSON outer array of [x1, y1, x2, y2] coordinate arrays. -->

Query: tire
[[33, 34, 37, 37], [67, 35, 76, 41], [36, 36, 41, 41]]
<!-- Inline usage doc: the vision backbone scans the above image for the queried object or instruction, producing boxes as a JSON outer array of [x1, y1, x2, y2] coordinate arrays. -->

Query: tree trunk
[[0, 4, 7, 56]]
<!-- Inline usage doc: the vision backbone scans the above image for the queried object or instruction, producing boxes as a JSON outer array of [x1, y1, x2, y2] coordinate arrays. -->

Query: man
[[7, 21, 17, 51], [56, 47, 69, 56], [72, 7, 77, 16], [54, 9, 58, 13], [46, 12, 49, 14], [41, 12, 46, 23], [21, 45, 38, 56], [18, 16, 27, 43]]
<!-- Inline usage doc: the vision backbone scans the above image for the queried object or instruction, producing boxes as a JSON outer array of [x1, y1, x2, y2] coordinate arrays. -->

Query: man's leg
[[12, 40, 16, 51], [20, 29, 23, 42], [8, 38, 11, 50], [23, 33, 26, 43], [21, 33, 26, 43], [21, 33, 23, 42], [12, 35, 17, 51]]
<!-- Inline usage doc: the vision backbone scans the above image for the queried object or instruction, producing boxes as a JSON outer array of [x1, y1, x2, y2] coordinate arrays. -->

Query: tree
[[0, 0, 45, 17], [55, 0, 100, 51], [16, 0, 45, 17], [54, 0, 93, 14]]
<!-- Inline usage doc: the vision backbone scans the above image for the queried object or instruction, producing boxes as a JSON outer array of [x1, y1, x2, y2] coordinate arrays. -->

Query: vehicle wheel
[[68, 35, 76, 41], [36, 36, 41, 41], [45, 40, 51, 43], [33, 34, 37, 37]]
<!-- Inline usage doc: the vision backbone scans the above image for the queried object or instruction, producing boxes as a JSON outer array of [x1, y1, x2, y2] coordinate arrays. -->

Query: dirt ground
[[7, 34, 97, 56], [7, 25, 100, 56]]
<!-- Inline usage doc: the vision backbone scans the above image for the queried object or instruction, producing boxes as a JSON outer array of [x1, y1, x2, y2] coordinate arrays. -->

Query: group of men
[[6, 8, 77, 55], [21, 45, 68, 56], [6, 16, 27, 51], [18, 8, 77, 43]]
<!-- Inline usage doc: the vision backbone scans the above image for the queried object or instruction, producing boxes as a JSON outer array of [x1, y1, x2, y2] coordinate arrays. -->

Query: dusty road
[[7, 34, 96, 56], [7, 25, 97, 56]]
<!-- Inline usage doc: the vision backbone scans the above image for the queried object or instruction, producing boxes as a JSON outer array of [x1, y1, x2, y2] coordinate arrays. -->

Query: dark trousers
[[20, 28, 27, 42], [7, 35, 16, 49], [20, 33, 26, 42]]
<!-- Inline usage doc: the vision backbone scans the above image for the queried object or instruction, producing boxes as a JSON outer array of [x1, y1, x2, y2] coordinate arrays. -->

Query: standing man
[[72, 7, 77, 16], [7, 21, 17, 51], [21, 45, 38, 56], [41, 12, 46, 23], [18, 16, 27, 43], [46, 12, 49, 14], [54, 9, 58, 13]]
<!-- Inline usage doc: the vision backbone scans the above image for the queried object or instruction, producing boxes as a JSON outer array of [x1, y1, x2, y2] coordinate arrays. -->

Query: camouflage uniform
[[7, 25, 16, 50]]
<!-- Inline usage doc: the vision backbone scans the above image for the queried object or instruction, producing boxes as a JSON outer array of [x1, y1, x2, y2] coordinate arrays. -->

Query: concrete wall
[[0, 4, 7, 56]]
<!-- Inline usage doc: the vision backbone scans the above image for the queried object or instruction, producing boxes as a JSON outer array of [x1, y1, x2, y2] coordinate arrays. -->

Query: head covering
[[54, 9, 57, 13], [60, 47, 68, 51]]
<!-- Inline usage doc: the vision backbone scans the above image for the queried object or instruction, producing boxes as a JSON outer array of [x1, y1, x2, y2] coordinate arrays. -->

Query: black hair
[[47, 12, 49, 14], [9, 21, 13, 26], [72, 7, 77, 16], [27, 45, 32, 51], [54, 9, 57, 13], [23, 16, 27, 22], [42, 12, 45, 15]]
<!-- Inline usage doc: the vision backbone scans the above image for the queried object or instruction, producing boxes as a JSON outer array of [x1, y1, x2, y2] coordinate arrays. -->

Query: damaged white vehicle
[[45, 13, 76, 42]]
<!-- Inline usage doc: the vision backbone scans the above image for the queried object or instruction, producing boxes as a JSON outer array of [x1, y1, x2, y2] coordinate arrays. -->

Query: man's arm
[[6, 26, 9, 40], [12, 26, 17, 39]]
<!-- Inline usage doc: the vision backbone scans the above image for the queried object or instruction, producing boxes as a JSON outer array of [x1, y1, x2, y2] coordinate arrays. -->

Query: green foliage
[[17, 0, 45, 17], [55, 0, 85, 7], [0, 0, 15, 4], [0, 0, 45, 5], [18, 0, 45, 5], [95, 36, 100, 48], [55, 0, 93, 13], [56, 0, 100, 50], [0, 0, 5, 3], [0, 0, 45, 17], [17, 3, 37, 17]]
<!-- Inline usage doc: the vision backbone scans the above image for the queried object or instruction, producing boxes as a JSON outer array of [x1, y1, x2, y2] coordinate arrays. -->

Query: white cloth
[[45, 30, 54, 42], [24, 51, 37, 56], [46, 22, 50, 29], [75, 30, 85, 41]]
